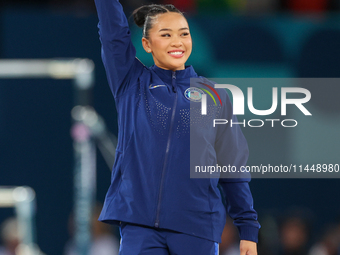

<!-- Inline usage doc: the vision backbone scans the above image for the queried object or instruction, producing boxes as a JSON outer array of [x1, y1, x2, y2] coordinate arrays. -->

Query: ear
[[142, 37, 152, 53]]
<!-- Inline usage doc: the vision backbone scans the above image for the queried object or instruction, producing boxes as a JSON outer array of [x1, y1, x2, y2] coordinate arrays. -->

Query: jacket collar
[[150, 64, 198, 85]]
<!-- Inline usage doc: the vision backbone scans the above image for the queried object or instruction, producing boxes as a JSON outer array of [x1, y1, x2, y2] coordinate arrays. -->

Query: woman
[[94, 0, 260, 254]]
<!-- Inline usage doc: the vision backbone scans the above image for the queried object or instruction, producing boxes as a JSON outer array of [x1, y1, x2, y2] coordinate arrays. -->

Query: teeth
[[169, 51, 183, 55]]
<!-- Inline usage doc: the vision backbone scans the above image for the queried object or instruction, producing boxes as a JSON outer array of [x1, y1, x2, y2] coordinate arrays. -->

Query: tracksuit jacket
[[95, 0, 260, 244]]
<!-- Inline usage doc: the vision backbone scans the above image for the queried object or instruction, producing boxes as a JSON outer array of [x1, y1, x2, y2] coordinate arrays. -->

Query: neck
[[154, 63, 185, 71]]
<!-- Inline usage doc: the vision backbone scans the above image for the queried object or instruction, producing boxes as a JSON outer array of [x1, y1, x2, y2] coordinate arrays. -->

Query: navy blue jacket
[[95, 0, 260, 243]]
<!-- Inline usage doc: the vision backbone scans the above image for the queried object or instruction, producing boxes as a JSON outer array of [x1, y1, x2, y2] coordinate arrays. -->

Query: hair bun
[[133, 4, 178, 28], [132, 4, 183, 38], [132, 5, 152, 28]]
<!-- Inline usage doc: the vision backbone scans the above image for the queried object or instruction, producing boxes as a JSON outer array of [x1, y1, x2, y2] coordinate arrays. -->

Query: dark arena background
[[0, 0, 340, 254]]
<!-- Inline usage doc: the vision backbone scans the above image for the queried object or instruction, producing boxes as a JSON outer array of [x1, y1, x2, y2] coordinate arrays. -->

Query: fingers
[[239, 240, 257, 255], [240, 248, 257, 255]]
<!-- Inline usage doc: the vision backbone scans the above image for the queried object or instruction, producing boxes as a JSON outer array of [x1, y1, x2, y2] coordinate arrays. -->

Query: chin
[[169, 61, 186, 71], [157, 57, 187, 71]]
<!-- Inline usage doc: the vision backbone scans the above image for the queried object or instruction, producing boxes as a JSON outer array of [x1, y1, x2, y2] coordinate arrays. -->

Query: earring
[[148, 50, 151, 53]]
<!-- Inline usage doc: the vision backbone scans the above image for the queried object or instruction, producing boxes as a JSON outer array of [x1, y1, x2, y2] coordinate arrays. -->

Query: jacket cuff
[[237, 225, 259, 243]]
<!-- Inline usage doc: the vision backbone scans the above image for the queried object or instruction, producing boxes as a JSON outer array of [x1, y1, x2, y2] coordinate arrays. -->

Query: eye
[[181, 32, 190, 36], [161, 33, 171, 37]]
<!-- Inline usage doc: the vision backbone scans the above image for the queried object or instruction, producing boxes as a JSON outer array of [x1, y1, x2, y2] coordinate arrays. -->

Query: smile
[[168, 51, 185, 58]]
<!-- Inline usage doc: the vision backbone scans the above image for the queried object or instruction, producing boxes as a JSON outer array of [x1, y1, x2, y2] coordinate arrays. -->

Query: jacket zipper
[[155, 71, 177, 228]]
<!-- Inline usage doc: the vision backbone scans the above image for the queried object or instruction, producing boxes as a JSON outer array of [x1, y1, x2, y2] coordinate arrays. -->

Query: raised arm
[[94, 0, 143, 98]]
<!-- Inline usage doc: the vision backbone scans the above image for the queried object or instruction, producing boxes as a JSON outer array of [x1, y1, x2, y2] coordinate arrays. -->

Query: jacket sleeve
[[94, 0, 144, 98], [219, 181, 260, 242], [214, 89, 250, 182], [215, 89, 260, 242]]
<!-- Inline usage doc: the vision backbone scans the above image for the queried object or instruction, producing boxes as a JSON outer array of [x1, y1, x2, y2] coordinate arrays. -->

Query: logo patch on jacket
[[184, 87, 204, 102], [149, 84, 166, 89]]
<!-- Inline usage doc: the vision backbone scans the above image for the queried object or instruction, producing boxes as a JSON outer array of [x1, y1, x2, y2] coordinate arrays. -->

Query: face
[[142, 12, 192, 71]]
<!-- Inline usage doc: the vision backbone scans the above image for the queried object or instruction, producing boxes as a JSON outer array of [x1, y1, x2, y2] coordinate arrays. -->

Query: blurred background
[[0, 0, 340, 254]]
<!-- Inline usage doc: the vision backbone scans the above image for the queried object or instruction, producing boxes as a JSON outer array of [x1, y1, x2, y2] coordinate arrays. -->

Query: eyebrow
[[158, 27, 189, 32]]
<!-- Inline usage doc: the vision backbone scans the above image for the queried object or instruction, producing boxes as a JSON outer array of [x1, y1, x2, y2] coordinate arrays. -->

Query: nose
[[170, 35, 183, 47]]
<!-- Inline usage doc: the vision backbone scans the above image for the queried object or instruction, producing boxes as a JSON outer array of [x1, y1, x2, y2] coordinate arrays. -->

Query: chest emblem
[[184, 87, 204, 102]]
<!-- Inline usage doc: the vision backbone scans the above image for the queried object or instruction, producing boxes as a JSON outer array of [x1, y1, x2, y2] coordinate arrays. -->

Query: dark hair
[[132, 4, 184, 39]]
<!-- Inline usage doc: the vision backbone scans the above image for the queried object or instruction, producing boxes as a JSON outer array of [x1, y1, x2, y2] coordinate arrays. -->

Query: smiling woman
[[94, 1, 260, 255], [133, 7, 192, 71]]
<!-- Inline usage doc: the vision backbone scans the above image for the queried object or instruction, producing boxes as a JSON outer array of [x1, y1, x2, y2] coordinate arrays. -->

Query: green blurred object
[[197, 0, 246, 13]]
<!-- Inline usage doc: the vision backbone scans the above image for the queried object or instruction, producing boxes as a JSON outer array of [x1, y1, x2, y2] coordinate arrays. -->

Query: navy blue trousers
[[118, 223, 219, 255]]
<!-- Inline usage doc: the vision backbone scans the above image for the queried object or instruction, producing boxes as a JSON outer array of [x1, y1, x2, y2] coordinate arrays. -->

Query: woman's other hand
[[239, 240, 257, 255]]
